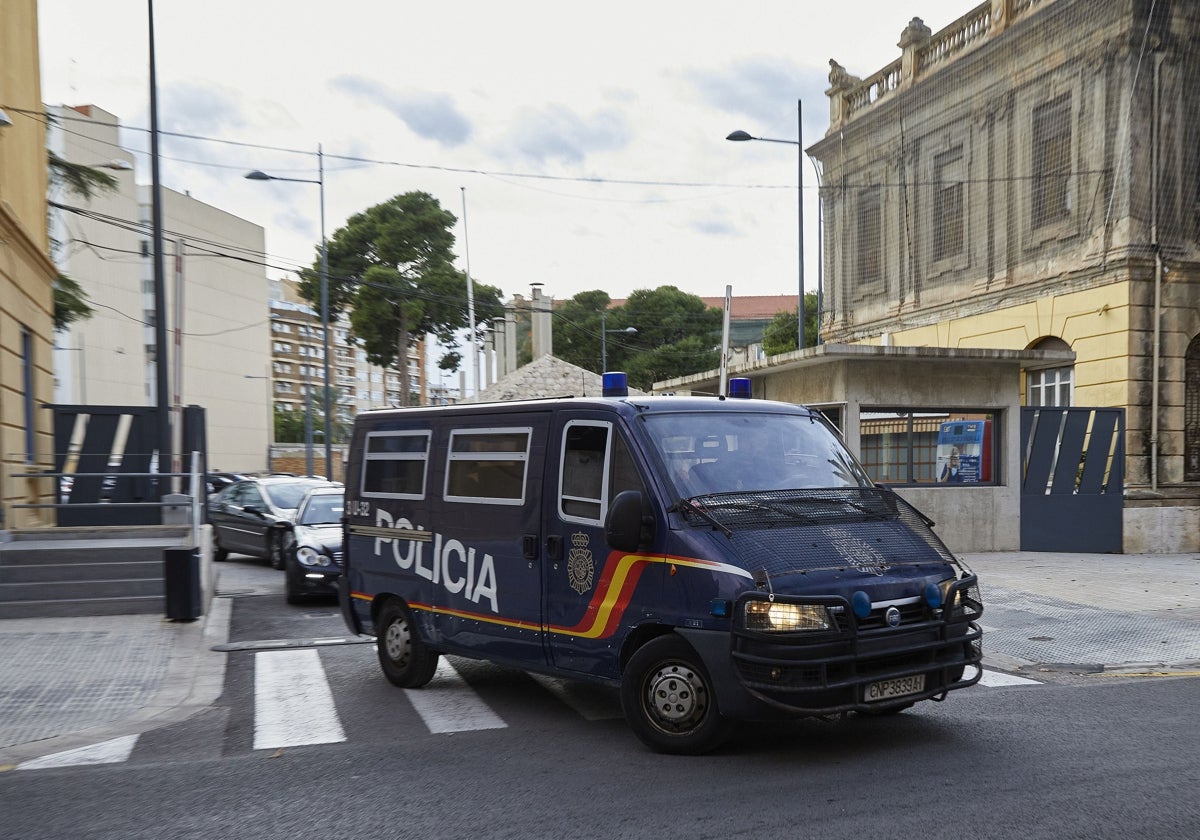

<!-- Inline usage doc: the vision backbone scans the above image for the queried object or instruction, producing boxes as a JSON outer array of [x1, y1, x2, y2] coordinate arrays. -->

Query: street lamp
[[726, 99, 806, 350], [601, 310, 637, 372], [246, 146, 332, 478]]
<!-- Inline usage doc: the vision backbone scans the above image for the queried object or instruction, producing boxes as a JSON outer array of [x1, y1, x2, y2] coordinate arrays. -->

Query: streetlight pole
[[600, 310, 637, 372], [726, 98, 806, 351], [246, 146, 333, 478], [148, 0, 171, 495]]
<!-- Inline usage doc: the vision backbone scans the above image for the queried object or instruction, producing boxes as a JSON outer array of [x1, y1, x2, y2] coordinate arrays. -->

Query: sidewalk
[[1, 552, 1199, 767]]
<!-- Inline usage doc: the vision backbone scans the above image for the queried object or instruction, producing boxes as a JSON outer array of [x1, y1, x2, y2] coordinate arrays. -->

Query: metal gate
[[1020, 407, 1124, 553], [51, 404, 208, 527]]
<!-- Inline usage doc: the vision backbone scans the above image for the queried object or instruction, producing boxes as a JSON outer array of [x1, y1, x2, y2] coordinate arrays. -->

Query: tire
[[620, 634, 734, 755], [284, 563, 308, 606], [268, 533, 285, 570], [376, 601, 439, 688], [212, 533, 229, 563]]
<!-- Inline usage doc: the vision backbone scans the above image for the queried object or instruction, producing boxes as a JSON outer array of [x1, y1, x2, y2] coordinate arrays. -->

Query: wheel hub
[[645, 662, 706, 729], [384, 620, 411, 665]]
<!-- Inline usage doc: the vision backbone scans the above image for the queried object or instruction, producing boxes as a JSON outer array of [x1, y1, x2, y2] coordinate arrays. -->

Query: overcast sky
[[37, 0, 973, 307]]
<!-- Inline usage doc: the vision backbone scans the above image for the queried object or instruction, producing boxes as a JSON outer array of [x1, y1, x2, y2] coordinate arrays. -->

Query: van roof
[[356, 394, 819, 420]]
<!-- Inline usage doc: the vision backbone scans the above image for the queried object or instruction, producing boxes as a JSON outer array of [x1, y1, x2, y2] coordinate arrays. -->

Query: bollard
[[164, 546, 201, 621]]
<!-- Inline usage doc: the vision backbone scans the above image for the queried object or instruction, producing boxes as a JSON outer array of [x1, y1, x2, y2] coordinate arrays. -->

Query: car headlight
[[744, 600, 833, 632], [296, 546, 331, 567]]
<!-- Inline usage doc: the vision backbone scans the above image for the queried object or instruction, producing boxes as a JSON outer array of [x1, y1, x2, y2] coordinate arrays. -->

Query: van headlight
[[744, 601, 833, 632], [296, 546, 330, 567]]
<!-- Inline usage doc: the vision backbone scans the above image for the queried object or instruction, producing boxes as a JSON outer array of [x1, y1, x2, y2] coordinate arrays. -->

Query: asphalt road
[[1, 558, 1197, 839]]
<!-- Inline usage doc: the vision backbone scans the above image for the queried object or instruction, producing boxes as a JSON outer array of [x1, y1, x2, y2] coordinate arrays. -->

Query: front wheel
[[620, 634, 734, 755], [376, 601, 439, 688]]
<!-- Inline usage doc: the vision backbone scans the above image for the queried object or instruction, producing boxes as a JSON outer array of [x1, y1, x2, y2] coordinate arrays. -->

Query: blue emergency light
[[728, 378, 753, 399], [602, 371, 629, 397]]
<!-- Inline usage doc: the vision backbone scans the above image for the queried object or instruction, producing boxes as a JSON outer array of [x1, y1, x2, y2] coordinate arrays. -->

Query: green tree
[[761, 293, 820, 356], [48, 151, 119, 330], [298, 192, 504, 406], [553, 286, 722, 389]]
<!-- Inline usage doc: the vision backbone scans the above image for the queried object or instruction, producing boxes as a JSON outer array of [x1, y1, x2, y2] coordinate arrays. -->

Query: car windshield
[[643, 410, 873, 497], [263, 481, 324, 510], [299, 493, 344, 525]]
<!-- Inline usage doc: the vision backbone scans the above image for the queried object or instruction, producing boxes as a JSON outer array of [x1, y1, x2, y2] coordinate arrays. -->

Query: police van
[[338, 374, 983, 754]]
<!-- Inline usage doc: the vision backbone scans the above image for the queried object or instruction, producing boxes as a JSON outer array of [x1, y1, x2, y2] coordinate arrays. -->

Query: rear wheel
[[268, 533, 285, 570], [212, 532, 229, 563], [620, 634, 734, 755], [376, 601, 439, 688]]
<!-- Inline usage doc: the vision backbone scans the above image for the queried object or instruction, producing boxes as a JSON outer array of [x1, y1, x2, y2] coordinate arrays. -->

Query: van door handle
[[545, 534, 562, 564], [523, 534, 538, 562]]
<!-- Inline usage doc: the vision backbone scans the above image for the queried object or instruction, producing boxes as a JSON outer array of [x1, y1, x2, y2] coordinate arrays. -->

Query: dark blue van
[[339, 377, 983, 753]]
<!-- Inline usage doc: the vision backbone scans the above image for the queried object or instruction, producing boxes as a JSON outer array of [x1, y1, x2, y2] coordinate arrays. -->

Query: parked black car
[[283, 486, 345, 604], [208, 476, 338, 567]]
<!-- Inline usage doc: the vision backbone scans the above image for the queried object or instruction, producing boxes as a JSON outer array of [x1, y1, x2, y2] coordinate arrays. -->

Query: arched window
[[1186, 335, 1200, 482], [1025, 336, 1074, 407]]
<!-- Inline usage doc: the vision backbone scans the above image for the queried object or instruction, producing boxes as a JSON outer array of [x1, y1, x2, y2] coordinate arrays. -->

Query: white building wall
[[50, 105, 270, 473], [50, 106, 146, 406]]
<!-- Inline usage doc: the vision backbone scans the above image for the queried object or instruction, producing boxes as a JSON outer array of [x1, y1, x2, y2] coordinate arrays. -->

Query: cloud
[[330, 75, 472, 147], [161, 81, 251, 134], [495, 104, 630, 167], [686, 57, 825, 119], [688, 213, 741, 238]]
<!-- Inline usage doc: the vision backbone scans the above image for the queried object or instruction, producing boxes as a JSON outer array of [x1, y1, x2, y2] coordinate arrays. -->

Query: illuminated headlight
[[744, 601, 832, 632], [296, 546, 330, 567]]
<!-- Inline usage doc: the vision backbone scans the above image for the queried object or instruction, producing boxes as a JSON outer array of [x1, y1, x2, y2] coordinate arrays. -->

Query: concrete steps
[[0, 527, 192, 619]]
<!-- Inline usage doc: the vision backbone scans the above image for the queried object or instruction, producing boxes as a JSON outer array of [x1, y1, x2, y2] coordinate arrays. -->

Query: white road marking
[[17, 734, 140, 770], [253, 649, 346, 749], [404, 659, 507, 733], [978, 669, 1041, 687]]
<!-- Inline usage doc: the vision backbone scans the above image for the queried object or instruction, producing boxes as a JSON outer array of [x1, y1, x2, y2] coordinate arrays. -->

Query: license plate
[[865, 674, 926, 702]]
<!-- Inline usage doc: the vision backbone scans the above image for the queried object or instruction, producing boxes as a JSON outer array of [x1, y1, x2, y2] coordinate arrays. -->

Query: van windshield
[[643, 411, 872, 497]]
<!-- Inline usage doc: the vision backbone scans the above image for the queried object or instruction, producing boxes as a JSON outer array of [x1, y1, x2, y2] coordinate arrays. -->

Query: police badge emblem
[[567, 532, 594, 595]]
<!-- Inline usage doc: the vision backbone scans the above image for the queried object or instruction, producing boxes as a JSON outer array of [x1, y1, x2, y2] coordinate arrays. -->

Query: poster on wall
[[936, 420, 991, 483]]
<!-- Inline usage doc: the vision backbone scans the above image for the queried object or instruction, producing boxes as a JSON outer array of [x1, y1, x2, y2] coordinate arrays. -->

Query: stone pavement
[[1, 552, 1198, 768]]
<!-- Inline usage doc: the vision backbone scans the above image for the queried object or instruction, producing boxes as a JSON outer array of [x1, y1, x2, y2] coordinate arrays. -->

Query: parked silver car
[[208, 476, 338, 568]]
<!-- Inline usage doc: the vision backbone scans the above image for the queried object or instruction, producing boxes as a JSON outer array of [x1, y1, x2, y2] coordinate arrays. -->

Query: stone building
[[807, 0, 1200, 550]]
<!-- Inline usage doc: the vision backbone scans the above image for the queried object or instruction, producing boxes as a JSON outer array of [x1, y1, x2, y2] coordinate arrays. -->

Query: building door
[[1020, 407, 1124, 553]]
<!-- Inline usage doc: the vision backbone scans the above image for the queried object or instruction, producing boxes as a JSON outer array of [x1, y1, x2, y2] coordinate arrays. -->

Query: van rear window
[[361, 431, 431, 499], [445, 428, 531, 505]]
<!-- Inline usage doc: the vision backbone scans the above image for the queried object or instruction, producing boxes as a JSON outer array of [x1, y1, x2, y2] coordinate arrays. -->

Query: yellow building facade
[[0, 0, 58, 529]]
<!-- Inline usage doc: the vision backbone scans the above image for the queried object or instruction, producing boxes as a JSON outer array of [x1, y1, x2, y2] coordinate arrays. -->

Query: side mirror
[[243, 504, 263, 517], [606, 490, 654, 553]]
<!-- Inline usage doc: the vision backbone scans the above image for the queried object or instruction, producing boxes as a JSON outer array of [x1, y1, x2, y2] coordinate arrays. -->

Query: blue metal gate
[[1020, 407, 1124, 553]]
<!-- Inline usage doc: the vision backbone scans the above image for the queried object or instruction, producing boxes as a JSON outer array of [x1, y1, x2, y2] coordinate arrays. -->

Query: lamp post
[[726, 99, 806, 350], [246, 146, 332, 478], [601, 310, 637, 372]]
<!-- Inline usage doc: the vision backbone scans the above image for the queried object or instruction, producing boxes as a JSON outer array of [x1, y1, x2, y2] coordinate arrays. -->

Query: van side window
[[445, 428, 531, 505], [560, 422, 610, 523], [362, 431, 431, 499], [560, 422, 645, 525]]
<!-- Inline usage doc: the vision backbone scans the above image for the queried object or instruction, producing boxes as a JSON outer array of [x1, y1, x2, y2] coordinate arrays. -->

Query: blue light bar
[[602, 371, 629, 397], [728, 378, 753, 399]]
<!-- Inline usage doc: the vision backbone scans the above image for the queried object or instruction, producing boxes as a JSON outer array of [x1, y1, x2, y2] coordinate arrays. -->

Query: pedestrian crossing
[[12, 654, 1039, 771]]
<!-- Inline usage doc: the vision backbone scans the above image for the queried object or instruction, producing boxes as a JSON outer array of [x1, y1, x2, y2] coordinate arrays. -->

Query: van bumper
[[677, 585, 984, 720]]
